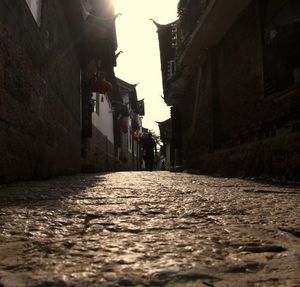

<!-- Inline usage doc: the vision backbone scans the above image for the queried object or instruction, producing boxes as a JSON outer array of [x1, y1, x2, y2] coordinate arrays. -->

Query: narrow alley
[[0, 172, 299, 287]]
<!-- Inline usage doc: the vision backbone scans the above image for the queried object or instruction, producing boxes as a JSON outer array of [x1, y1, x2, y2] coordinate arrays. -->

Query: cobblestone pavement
[[0, 172, 300, 287]]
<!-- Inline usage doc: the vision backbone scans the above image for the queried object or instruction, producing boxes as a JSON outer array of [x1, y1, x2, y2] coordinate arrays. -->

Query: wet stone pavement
[[0, 172, 300, 287]]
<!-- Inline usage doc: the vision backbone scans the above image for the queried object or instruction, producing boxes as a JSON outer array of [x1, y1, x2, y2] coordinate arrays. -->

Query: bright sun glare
[[113, 0, 179, 134]]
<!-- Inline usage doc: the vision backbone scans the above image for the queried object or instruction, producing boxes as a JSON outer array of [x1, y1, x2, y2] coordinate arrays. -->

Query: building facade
[[115, 78, 145, 170], [80, 0, 122, 172], [0, 0, 86, 182], [157, 0, 300, 180], [0, 0, 120, 182], [154, 19, 184, 169], [157, 118, 172, 170], [81, 91, 116, 172]]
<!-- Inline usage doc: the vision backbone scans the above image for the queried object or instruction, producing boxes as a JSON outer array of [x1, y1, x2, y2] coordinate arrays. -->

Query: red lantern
[[133, 133, 140, 143], [119, 117, 128, 133], [93, 79, 112, 94]]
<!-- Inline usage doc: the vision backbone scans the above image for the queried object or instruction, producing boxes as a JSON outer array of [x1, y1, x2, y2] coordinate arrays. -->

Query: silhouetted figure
[[142, 133, 157, 171]]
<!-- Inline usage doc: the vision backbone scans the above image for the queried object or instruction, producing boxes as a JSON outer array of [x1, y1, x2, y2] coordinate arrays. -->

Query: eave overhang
[[163, 76, 185, 106], [179, 0, 252, 75]]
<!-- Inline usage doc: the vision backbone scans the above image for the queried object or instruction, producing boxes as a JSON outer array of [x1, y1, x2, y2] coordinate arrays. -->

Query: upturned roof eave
[[150, 18, 178, 31]]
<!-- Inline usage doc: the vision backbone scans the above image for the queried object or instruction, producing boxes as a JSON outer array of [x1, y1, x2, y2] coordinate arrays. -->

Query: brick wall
[[0, 0, 82, 182]]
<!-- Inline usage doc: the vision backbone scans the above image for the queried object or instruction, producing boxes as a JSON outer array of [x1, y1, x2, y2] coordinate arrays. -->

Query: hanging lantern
[[133, 133, 140, 143], [93, 79, 112, 94], [119, 117, 128, 133]]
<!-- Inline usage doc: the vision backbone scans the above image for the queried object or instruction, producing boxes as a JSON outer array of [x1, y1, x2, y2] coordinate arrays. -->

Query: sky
[[113, 0, 179, 135]]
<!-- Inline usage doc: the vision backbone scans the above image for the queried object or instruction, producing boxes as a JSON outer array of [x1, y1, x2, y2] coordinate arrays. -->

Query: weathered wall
[[215, 1, 264, 146], [187, 132, 300, 180], [91, 93, 114, 145], [81, 125, 126, 172], [0, 0, 81, 182], [184, 1, 300, 180], [213, 1, 300, 148]]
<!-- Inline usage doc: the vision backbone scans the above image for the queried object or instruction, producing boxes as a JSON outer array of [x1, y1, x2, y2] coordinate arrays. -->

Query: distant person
[[142, 133, 157, 171]]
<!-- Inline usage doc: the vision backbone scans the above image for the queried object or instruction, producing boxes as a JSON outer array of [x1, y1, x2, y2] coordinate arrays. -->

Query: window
[[91, 93, 100, 114], [263, 0, 300, 96], [167, 60, 176, 79], [96, 94, 100, 115], [91, 93, 97, 113], [25, 0, 42, 25], [171, 23, 177, 34], [171, 23, 177, 48]]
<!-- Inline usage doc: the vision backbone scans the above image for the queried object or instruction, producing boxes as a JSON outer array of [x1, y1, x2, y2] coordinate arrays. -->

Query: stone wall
[[82, 125, 126, 172], [0, 0, 82, 182]]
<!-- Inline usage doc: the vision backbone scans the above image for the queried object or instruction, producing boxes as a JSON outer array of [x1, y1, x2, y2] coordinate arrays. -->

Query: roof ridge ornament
[[150, 18, 178, 31], [89, 12, 122, 22], [115, 51, 124, 59]]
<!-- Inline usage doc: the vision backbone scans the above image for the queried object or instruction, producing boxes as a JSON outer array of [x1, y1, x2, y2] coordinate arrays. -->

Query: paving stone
[[0, 172, 299, 286]]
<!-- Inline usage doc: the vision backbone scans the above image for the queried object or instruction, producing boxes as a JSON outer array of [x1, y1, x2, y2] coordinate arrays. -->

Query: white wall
[[92, 93, 114, 145]]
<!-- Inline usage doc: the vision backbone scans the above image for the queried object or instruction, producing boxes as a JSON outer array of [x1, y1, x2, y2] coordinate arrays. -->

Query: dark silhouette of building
[[80, 0, 122, 173], [0, 0, 119, 182], [156, 0, 300, 180], [115, 78, 145, 170], [157, 118, 172, 169]]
